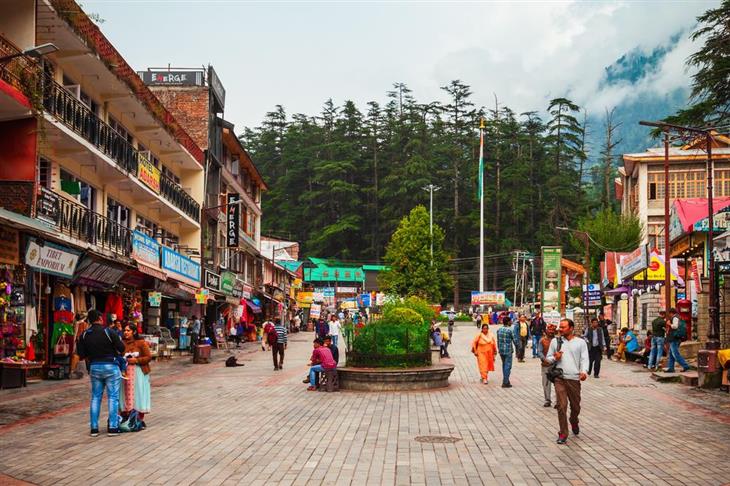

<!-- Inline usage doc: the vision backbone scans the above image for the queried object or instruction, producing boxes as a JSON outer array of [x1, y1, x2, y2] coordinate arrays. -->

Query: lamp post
[[422, 184, 441, 266], [0, 43, 58, 63]]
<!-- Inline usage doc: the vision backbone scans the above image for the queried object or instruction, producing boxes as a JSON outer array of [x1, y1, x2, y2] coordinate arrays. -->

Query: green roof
[[304, 266, 364, 283], [278, 261, 303, 273], [362, 264, 389, 271]]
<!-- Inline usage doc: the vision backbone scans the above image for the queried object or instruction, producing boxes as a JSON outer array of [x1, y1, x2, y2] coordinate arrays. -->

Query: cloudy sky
[[86, 0, 717, 130]]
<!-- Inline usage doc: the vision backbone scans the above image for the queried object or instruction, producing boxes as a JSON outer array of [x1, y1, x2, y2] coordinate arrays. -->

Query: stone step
[[679, 370, 699, 387], [650, 372, 681, 383]]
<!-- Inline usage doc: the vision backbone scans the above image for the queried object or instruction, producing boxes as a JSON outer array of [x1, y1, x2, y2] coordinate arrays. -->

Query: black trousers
[[588, 346, 603, 377], [272, 343, 285, 369]]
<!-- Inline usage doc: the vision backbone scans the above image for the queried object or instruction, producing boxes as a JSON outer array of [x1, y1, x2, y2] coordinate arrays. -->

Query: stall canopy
[[246, 299, 262, 314], [670, 197, 730, 242]]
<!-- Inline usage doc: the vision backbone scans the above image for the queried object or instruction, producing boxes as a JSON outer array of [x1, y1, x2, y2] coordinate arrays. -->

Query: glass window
[[38, 157, 51, 189]]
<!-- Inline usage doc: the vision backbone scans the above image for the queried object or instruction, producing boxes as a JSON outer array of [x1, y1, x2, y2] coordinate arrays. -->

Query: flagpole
[[479, 118, 485, 293]]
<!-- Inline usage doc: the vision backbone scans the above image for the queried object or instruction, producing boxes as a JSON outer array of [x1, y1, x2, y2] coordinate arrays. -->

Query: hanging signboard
[[582, 283, 602, 307], [297, 291, 314, 308], [470, 291, 506, 306], [220, 271, 236, 295], [541, 246, 562, 312], [148, 291, 162, 307], [619, 244, 648, 280], [204, 270, 221, 291], [195, 288, 209, 304], [137, 158, 161, 193], [226, 193, 240, 247], [25, 238, 80, 278], [310, 303, 322, 319], [36, 187, 60, 225], [138, 70, 205, 86], [0, 227, 19, 265], [161, 246, 201, 286]]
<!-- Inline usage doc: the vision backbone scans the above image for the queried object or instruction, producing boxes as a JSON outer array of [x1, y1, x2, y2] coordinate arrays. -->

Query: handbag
[[54, 332, 71, 357], [546, 337, 564, 383]]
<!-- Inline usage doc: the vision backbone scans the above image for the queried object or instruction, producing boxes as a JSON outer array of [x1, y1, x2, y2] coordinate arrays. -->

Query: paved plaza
[[1, 324, 729, 486]]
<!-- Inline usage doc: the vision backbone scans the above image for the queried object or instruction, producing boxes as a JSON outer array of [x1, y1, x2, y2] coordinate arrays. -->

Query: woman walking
[[120, 324, 152, 426], [471, 324, 497, 384]]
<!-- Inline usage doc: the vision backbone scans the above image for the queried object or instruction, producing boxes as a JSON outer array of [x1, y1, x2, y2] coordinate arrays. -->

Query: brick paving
[[0, 324, 729, 486]]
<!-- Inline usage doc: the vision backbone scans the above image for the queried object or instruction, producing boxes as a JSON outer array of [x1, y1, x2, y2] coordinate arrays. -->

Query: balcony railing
[[51, 194, 132, 258], [0, 35, 42, 106], [39, 75, 201, 222]]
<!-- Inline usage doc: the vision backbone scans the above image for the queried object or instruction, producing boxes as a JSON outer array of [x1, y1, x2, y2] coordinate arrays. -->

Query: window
[[246, 210, 256, 237], [59, 168, 95, 210], [648, 171, 706, 200], [246, 255, 255, 284], [715, 170, 730, 197], [162, 165, 180, 185], [107, 197, 130, 228], [647, 223, 664, 250], [136, 215, 157, 238], [38, 157, 51, 189]]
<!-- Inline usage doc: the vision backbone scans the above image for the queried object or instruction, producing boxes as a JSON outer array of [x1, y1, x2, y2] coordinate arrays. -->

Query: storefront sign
[[310, 303, 322, 319], [195, 288, 209, 304], [220, 271, 236, 295], [669, 205, 684, 242], [470, 291, 506, 306], [204, 270, 221, 291], [36, 187, 59, 225], [138, 158, 161, 193], [358, 293, 371, 307], [297, 291, 314, 308], [692, 206, 730, 233], [138, 70, 205, 86], [148, 291, 162, 307], [0, 227, 19, 265], [691, 258, 703, 293], [232, 280, 244, 299], [619, 244, 648, 280], [541, 246, 562, 311], [209, 65, 226, 108], [315, 287, 335, 297], [336, 286, 358, 294], [582, 283, 602, 307], [161, 246, 201, 285], [226, 193, 240, 247], [132, 230, 160, 267], [25, 238, 80, 278]]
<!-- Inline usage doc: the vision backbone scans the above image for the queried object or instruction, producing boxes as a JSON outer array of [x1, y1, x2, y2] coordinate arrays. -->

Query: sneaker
[[572, 425, 580, 436], [140, 421, 146, 430], [90, 428, 99, 437], [107, 428, 121, 437], [543, 401, 551, 408], [302, 378, 310, 384], [556, 435, 567, 445], [306, 386, 316, 391], [501, 383, 512, 388]]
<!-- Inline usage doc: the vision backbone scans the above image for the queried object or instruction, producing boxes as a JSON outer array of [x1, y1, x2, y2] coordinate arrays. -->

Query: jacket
[[123, 338, 153, 374], [583, 327, 606, 348], [529, 317, 546, 337], [76, 324, 125, 364]]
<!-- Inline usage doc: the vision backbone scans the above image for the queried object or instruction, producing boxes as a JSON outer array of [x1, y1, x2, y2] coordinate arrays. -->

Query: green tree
[[378, 206, 452, 302], [576, 209, 643, 279], [663, 1, 730, 128]]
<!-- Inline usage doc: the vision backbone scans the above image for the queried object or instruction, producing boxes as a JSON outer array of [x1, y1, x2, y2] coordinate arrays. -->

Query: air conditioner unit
[[63, 84, 81, 100]]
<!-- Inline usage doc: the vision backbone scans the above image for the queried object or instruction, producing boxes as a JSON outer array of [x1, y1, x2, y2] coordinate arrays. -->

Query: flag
[[477, 125, 484, 200]]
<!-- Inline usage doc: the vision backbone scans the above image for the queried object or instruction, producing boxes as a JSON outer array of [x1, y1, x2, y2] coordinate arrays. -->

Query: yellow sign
[[195, 288, 208, 304], [632, 252, 677, 282], [296, 291, 314, 308], [293, 278, 302, 289], [138, 157, 161, 193]]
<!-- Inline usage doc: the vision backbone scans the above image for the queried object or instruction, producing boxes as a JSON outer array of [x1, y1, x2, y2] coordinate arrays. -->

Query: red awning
[[672, 198, 730, 234]]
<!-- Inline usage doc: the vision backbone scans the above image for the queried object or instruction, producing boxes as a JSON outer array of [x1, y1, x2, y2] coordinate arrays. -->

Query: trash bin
[[193, 344, 211, 364]]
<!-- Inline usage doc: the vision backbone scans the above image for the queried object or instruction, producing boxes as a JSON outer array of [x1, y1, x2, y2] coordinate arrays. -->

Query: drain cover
[[414, 435, 462, 444]]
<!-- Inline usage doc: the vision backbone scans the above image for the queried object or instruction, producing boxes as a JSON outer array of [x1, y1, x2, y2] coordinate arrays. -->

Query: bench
[[317, 369, 339, 392]]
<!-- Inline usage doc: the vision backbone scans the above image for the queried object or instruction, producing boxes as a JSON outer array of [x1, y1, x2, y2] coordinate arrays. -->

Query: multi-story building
[[0, 0, 205, 364], [140, 67, 271, 323]]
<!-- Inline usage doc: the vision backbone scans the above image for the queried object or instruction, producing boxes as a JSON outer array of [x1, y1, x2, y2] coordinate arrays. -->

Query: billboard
[[541, 246, 562, 312], [470, 291, 506, 306]]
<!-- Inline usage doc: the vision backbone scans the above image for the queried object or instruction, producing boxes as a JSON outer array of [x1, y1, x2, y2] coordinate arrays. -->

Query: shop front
[[159, 246, 201, 350]]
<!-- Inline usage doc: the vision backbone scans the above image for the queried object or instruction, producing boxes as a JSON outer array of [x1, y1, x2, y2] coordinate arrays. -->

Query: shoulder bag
[[546, 337, 564, 383]]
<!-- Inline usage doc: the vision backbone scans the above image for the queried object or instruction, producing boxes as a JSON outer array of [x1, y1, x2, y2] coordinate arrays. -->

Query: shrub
[[384, 307, 424, 326], [382, 295, 436, 324]]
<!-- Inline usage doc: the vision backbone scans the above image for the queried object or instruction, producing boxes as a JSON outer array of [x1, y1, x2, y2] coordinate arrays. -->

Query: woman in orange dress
[[471, 323, 497, 384]]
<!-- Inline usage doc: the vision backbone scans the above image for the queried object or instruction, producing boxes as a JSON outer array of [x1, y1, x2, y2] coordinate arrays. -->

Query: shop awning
[[137, 262, 167, 281], [73, 257, 129, 288], [671, 198, 730, 241], [246, 299, 262, 313], [157, 280, 196, 300]]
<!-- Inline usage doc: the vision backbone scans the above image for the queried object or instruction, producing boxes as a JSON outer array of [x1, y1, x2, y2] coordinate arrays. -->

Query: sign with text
[[226, 193, 240, 247], [470, 291, 506, 306], [541, 246, 562, 311], [148, 291, 162, 307], [195, 288, 209, 304], [619, 244, 648, 280], [220, 271, 236, 295], [25, 238, 80, 278], [309, 303, 322, 319], [161, 246, 201, 285], [131, 230, 160, 267], [693, 206, 730, 233], [138, 70, 204, 86], [582, 283, 602, 307], [137, 157, 161, 193], [36, 187, 59, 225], [204, 270, 221, 291]]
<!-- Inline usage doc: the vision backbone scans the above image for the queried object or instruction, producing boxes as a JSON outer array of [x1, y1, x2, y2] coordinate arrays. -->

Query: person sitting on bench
[[305, 338, 336, 391]]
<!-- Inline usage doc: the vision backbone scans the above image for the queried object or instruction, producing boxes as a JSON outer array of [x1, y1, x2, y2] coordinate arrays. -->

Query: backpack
[[119, 409, 144, 432], [267, 329, 278, 345], [673, 319, 687, 341]]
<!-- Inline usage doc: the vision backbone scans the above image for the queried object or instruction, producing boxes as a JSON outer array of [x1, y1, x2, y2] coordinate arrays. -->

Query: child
[[641, 330, 653, 366]]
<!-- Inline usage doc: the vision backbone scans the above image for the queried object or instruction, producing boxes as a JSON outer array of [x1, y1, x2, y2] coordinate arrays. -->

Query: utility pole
[[478, 118, 486, 292], [422, 184, 441, 266]]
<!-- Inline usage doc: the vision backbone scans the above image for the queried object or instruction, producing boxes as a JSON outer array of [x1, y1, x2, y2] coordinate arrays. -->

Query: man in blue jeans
[[529, 313, 546, 358], [664, 308, 690, 373], [76, 309, 126, 437], [647, 310, 667, 371], [496, 316, 517, 387]]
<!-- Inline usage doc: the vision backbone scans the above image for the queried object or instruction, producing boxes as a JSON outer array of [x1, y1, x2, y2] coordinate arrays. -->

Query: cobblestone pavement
[[1, 324, 729, 486]]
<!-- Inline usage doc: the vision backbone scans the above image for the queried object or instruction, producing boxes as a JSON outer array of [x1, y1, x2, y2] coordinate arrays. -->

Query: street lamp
[[0, 43, 58, 63], [422, 184, 440, 266]]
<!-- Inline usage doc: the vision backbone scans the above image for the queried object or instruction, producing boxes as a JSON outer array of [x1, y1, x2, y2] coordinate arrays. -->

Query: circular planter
[[337, 364, 455, 391]]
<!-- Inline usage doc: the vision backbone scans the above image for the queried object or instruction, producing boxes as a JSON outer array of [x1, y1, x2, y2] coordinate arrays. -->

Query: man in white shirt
[[547, 318, 589, 445], [329, 314, 341, 347]]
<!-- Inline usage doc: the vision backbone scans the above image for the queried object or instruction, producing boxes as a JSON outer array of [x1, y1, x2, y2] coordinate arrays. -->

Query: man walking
[[328, 314, 341, 348], [647, 310, 667, 371], [272, 318, 287, 370], [598, 312, 612, 359], [514, 314, 530, 363], [583, 318, 606, 378], [190, 315, 201, 347], [529, 312, 546, 358], [496, 316, 517, 388], [75, 309, 125, 437], [664, 308, 690, 373], [475, 312, 483, 329], [536, 323, 557, 407], [547, 318, 589, 445]]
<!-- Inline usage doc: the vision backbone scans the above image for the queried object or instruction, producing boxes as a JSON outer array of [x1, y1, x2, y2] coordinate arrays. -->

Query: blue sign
[[131, 230, 160, 267], [161, 246, 201, 284], [358, 293, 371, 307]]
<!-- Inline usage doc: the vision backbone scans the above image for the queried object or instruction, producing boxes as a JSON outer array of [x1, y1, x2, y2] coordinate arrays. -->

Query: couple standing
[[470, 317, 520, 387]]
